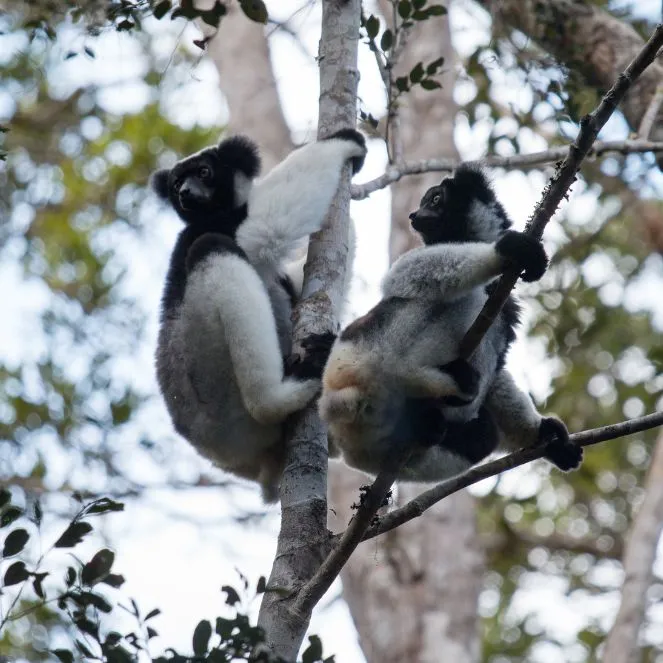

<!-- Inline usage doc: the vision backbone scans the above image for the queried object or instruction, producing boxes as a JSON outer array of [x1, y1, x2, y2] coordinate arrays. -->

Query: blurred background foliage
[[1, 1, 663, 661]]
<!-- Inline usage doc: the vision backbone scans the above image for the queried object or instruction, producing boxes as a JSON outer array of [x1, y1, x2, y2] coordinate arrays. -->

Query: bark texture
[[329, 9, 483, 663], [602, 430, 663, 663], [256, 0, 362, 657], [477, 0, 663, 148]]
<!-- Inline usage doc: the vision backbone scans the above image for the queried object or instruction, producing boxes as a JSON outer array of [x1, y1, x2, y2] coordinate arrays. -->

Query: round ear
[[150, 169, 171, 200], [216, 135, 261, 179]]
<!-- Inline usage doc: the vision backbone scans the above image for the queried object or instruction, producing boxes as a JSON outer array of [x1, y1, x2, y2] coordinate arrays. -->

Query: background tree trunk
[[476, 0, 663, 147], [328, 9, 483, 662]]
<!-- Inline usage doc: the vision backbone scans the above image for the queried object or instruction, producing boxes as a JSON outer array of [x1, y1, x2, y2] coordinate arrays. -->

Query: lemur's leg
[[485, 370, 583, 471]]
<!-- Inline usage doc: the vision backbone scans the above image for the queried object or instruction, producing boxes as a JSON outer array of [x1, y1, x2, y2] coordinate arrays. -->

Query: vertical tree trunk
[[329, 8, 484, 662], [602, 430, 663, 663], [206, 3, 293, 167]]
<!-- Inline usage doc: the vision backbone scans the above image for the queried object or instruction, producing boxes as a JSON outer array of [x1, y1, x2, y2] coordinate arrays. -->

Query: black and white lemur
[[152, 129, 367, 502], [319, 164, 583, 481]]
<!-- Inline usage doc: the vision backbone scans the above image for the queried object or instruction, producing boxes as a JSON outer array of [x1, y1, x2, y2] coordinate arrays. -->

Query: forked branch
[[351, 139, 663, 201]]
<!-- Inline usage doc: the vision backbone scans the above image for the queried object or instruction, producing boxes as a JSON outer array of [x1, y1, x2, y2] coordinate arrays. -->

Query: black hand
[[495, 230, 548, 283], [285, 332, 337, 380], [539, 416, 583, 471], [438, 358, 480, 406]]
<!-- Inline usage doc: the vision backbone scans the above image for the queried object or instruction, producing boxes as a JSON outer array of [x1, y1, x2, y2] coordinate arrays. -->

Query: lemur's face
[[155, 149, 236, 225], [409, 165, 510, 245], [151, 135, 260, 230]]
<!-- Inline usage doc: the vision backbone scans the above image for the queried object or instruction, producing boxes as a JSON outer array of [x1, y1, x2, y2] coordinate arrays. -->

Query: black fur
[[409, 164, 512, 245], [150, 135, 259, 229], [185, 234, 247, 275], [438, 358, 480, 405], [285, 332, 337, 380], [495, 230, 548, 282], [539, 417, 583, 470], [326, 129, 366, 173]]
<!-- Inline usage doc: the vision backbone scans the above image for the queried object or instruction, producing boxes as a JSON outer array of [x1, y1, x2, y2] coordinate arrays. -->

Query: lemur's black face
[[151, 135, 261, 232], [409, 164, 510, 245]]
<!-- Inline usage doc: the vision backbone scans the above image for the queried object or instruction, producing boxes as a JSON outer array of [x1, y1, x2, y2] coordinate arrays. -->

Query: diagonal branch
[[363, 411, 663, 540], [350, 139, 663, 200], [458, 23, 663, 359], [294, 411, 663, 607]]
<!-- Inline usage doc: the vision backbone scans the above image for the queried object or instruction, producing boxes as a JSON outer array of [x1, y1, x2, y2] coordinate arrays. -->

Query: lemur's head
[[409, 164, 511, 245], [151, 135, 261, 231]]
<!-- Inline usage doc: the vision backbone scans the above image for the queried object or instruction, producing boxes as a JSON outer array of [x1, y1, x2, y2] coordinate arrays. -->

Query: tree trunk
[[206, 2, 293, 167], [602, 430, 663, 663], [329, 8, 484, 662]]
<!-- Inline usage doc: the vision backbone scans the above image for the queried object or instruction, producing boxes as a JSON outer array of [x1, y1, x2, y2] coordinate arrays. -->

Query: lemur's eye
[[199, 166, 211, 179], [432, 194, 441, 204]]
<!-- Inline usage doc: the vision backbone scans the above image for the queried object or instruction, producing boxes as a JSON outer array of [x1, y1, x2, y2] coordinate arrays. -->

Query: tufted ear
[[217, 135, 261, 179], [150, 169, 171, 200]]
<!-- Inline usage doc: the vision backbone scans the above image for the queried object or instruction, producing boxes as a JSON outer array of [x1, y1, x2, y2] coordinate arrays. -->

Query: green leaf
[[302, 635, 324, 663], [77, 591, 113, 613], [380, 29, 393, 52], [426, 4, 447, 15], [409, 62, 425, 83], [32, 572, 48, 599], [420, 79, 442, 90], [222, 584, 241, 606], [256, 576, 266, 594], [398, 1, 411, 18], [65, 566, 76, 587], [81, 548, 115, 585], [2, 528, 29, 556], [192, 619, 212, 656], [395, 76, 410, 92], [365, 14, 380, 39], [4, 561, 29, 586], [215, 616, 234, 639], [1, 507, 23, 528], [33, 499, 43, 526], [101, 573, 125, 588], [426, 56, 445, 75], [54, 521, 93, 548], [51, 650, 74, 663], [0, 488, 11, 509], [239, 0, 267, 23], [145, 607, 161, 620], [153, 0, 172, 19], [412, 0, 426, 8], [84, 498, 124, 516]]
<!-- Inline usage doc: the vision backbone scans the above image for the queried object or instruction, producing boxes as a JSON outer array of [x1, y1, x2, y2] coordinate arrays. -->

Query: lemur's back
[[156, 253, 289, 479]]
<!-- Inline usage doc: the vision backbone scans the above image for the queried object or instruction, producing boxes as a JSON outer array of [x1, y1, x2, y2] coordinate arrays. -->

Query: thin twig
[[458, 23, 663, 359], [362, 410, 663, 541], [350, 139, 663, 200], [638, 82, 663, 139], [294, 445, 411, 616]]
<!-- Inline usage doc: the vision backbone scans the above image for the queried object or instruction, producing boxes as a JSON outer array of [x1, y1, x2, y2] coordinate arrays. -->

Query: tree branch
[[363, 411, 663, 541], [350, 139, 663, 200], [458, 23, 663, 359], [603, 429, 663, 663], [295, 445, 412, 616]]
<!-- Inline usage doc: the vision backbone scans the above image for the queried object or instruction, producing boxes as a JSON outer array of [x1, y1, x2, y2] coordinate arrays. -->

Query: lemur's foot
[[539, 416, 583, 471]]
